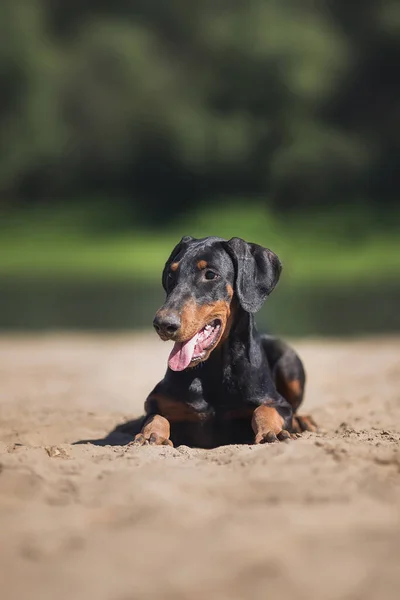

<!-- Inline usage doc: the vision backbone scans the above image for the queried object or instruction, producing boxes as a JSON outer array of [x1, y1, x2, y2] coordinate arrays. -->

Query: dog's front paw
[[132, 432, 173, 447], [255, 429, 293, 444], [132, 414, 173, 447]]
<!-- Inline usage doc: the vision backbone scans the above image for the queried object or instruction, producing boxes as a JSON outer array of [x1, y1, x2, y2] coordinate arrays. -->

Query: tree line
[[0, 0, 398, 220]]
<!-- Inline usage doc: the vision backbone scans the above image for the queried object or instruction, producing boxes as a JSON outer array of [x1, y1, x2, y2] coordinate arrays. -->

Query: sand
[[0, 334, 399, 600]]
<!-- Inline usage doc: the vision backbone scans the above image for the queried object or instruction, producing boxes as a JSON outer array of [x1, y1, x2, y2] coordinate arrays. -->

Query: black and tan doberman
[[134, 236, 317, 448]]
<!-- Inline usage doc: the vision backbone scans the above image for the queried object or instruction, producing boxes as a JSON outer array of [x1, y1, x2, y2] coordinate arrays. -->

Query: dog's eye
[[204, 270, 217, 280]]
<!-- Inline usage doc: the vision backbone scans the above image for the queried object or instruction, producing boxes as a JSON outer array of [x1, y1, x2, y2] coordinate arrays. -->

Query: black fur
[[141, 236, 309, 448]]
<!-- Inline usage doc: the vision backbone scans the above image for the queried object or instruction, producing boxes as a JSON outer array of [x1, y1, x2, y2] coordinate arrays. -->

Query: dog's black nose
[[153, 312, 181, 338]]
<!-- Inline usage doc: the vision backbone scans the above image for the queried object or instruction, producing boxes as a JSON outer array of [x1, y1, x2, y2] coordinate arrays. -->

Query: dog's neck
[[199, 306, 270, 406], [166, 306, 267, 385], [229, 305, 260, 346], [208, 306, 264, 370]]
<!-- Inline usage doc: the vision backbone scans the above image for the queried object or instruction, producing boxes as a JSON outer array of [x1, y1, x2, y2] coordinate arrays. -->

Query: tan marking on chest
[[222, 406, 255, 421], [149, 393, 209, 423]]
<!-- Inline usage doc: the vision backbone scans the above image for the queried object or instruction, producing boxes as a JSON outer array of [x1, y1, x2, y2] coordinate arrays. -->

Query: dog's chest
[[187, 371, 261, 419], [169, 377, 257, 448]]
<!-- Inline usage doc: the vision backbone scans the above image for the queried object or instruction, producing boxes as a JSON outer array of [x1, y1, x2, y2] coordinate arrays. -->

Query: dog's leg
[[133, 414, 173, 446], [252, 405, 293, 444], [275, 360, 318, 433], [262, 335, 318, 433]]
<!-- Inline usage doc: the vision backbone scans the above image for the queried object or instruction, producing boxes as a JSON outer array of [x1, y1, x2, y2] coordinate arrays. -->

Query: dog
[[133, 236, 317, 448]]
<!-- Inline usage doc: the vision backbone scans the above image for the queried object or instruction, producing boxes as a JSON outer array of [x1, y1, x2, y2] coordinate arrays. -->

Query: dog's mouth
[[168, 319, 222, 372]]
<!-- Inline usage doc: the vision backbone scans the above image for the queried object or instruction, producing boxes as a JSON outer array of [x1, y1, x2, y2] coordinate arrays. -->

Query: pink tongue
[[168, 333, 199, 371]]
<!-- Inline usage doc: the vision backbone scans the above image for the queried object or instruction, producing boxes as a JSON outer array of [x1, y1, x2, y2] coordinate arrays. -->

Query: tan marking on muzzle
[[178, 299, 230, 341], [226, 284, 234, 299]]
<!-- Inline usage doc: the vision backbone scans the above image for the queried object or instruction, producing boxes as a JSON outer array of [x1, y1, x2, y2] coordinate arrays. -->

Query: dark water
[[1, 277, 399, 336]]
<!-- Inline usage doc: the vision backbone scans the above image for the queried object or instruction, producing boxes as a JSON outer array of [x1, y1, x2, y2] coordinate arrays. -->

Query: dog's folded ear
[[162, 236, 194, 291], [223, 237, 282, 313]]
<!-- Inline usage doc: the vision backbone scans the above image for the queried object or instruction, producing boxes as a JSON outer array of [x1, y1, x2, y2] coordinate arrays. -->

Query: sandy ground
[[0, 334, 399, 600]]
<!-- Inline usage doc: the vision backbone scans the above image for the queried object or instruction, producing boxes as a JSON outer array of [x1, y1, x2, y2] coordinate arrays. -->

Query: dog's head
[[153, 236, 282, 371]]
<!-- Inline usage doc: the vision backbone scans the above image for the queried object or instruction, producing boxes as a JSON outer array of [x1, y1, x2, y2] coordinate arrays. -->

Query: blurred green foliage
[[1, 203, 399, 284], [0, 0, 399, 216]]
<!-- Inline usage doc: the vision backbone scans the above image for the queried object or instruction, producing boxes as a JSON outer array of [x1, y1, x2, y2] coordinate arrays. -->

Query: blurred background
[[0, 0, 399, 336]]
